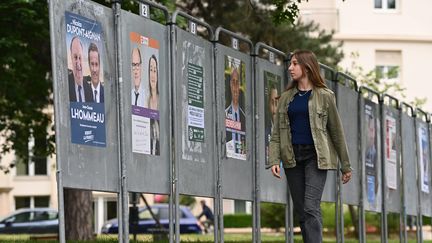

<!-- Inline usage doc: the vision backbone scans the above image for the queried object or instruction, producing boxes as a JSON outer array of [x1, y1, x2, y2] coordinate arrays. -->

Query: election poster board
[[66, 11, 106, 147], [50, 0, 119, 191], [174, 25, 217, 197], [224, 55, 247, 160]]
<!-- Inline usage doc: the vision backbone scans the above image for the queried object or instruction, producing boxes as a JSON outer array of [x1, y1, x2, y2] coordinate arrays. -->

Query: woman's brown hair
[[287, 50, 327, 90]]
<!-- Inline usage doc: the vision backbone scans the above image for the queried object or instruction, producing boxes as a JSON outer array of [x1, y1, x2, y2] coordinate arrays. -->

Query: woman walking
[[268, 50, 352, 243]]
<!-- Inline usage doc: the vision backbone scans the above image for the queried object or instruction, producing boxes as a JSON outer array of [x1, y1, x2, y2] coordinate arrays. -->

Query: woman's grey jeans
[[284, 144, 327, 243]]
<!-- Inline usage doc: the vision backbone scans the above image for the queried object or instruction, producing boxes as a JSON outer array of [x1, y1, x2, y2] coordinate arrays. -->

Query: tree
[[344, 51, 428, 108], [176, 0, 343, 67], [0, 0, 54, 173], [0, 0, 338, 240]]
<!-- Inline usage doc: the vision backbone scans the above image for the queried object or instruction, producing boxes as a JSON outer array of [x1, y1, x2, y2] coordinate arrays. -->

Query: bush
[[179, 195, 196, 208], [321, 202, 336, 229], [260, 202, 285, 229], [223, 214, 252, 228]]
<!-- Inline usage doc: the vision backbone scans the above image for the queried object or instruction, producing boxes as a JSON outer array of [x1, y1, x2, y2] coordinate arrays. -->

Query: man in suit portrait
[[265, 84, 279, 163], [86, 42, 104, 103], [131, 47, 146, 107], [68, 36, 93, 102], [225, 67, 245, 154]]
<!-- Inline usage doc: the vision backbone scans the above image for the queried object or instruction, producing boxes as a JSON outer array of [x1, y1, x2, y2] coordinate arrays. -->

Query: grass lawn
[[0, 232, 430, 242]]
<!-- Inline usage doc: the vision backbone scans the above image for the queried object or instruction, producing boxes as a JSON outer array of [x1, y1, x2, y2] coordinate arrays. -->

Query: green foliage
[[179, 195, 196, 207], [343, 51, 428, 109], [223, 214, 253, 228], [0, 0, 54, 170], [260, 202, 285, 230], [321, 202, 336, 229], [176, 0, 343, 67], [271, 0, 301, 25]]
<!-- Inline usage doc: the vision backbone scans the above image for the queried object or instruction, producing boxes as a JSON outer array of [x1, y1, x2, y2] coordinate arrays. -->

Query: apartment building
[[299, 0, 432, 112]]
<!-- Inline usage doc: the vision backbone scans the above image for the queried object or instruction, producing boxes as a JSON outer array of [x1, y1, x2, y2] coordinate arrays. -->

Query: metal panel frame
[[49, 0, 121, 241], [335, 72, 360, 242], [400, 102, 419, 243], [358, 86, 383, 242], [120, 1, 171, 242], [253, 42, 292, 243], [213, 27, 254, 243], [170, 10, 218, 243]]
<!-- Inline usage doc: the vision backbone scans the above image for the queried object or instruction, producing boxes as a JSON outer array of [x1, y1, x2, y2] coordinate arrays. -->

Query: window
[[106, 201, 117, 220], [157, 208, 169, 220], [16, 161, 29, 176], [375, 50, 401, 83], [15, 196, 50, 210], [375, 0, 396, 10], [139, 208, 156, 220], [376, 65, 399, 81], [11, 212, 32, 223], [15, 197, 31, 209], [15, 132, 48, 176], [34, 196, 50, 207], [234, 200, 246, 213]]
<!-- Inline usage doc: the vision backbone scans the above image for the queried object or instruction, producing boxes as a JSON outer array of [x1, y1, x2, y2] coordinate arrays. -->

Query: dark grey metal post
[[416, 109, 430, 243], [334, 77, 342, 243], [212, 40, 223, 243], [413, 110, 422, 243], [112, 0, 128, 242], [211, 37, 219, 243], [358, 87, 366, 243], [400, 102, 414, 243], [168, 20, 176, 243], [48, 1, 66, 241], [252, 52, 259, 243], [379, 96, 388, 243]]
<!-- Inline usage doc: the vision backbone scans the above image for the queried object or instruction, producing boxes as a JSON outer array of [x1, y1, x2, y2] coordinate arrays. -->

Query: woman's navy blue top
[[287, 90, 314, 145]]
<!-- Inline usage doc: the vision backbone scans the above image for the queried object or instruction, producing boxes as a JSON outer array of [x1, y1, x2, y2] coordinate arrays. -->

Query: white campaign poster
[[385, 115, 397, 189], [419, 125, 430, 193], [132, 115, 150, 154]]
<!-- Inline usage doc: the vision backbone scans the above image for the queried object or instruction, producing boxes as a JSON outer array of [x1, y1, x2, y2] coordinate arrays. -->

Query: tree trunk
[[64, 188, 94, 240]]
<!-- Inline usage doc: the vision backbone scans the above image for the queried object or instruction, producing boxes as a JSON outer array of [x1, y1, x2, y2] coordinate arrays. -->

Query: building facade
[[299, 0, 432, 112]]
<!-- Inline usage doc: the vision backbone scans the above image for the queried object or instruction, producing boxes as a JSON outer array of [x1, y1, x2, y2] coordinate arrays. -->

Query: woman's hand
[[271, 164, 281, 179], [342, 171, 352, 184]]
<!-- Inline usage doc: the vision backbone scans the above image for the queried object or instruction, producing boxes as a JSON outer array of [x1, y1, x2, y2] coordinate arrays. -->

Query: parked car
[[0, 208, 58, 234], [101, 204, 201, 234]]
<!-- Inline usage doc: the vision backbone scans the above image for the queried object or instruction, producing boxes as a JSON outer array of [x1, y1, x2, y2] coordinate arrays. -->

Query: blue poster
[[65, 11, 106, 147], [367, 175, 376, 204], [365, 101, 378, 205]]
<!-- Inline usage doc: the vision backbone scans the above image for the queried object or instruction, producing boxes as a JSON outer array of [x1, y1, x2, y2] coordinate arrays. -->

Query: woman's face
[[288, 56, 304, 81], [149, 58, 158, 93]]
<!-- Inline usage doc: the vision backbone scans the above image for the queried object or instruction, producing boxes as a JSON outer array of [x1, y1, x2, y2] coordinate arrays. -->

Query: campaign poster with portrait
[[365, 102, 378, 205], [224, 55, 246, 160], [264, 71, 281, 166], [418, 125, 430, 193], [181, 41, 206, 162], [385, 115, 397, 189], [130, 32, 160, 156], [65, 11, 106, 147]]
